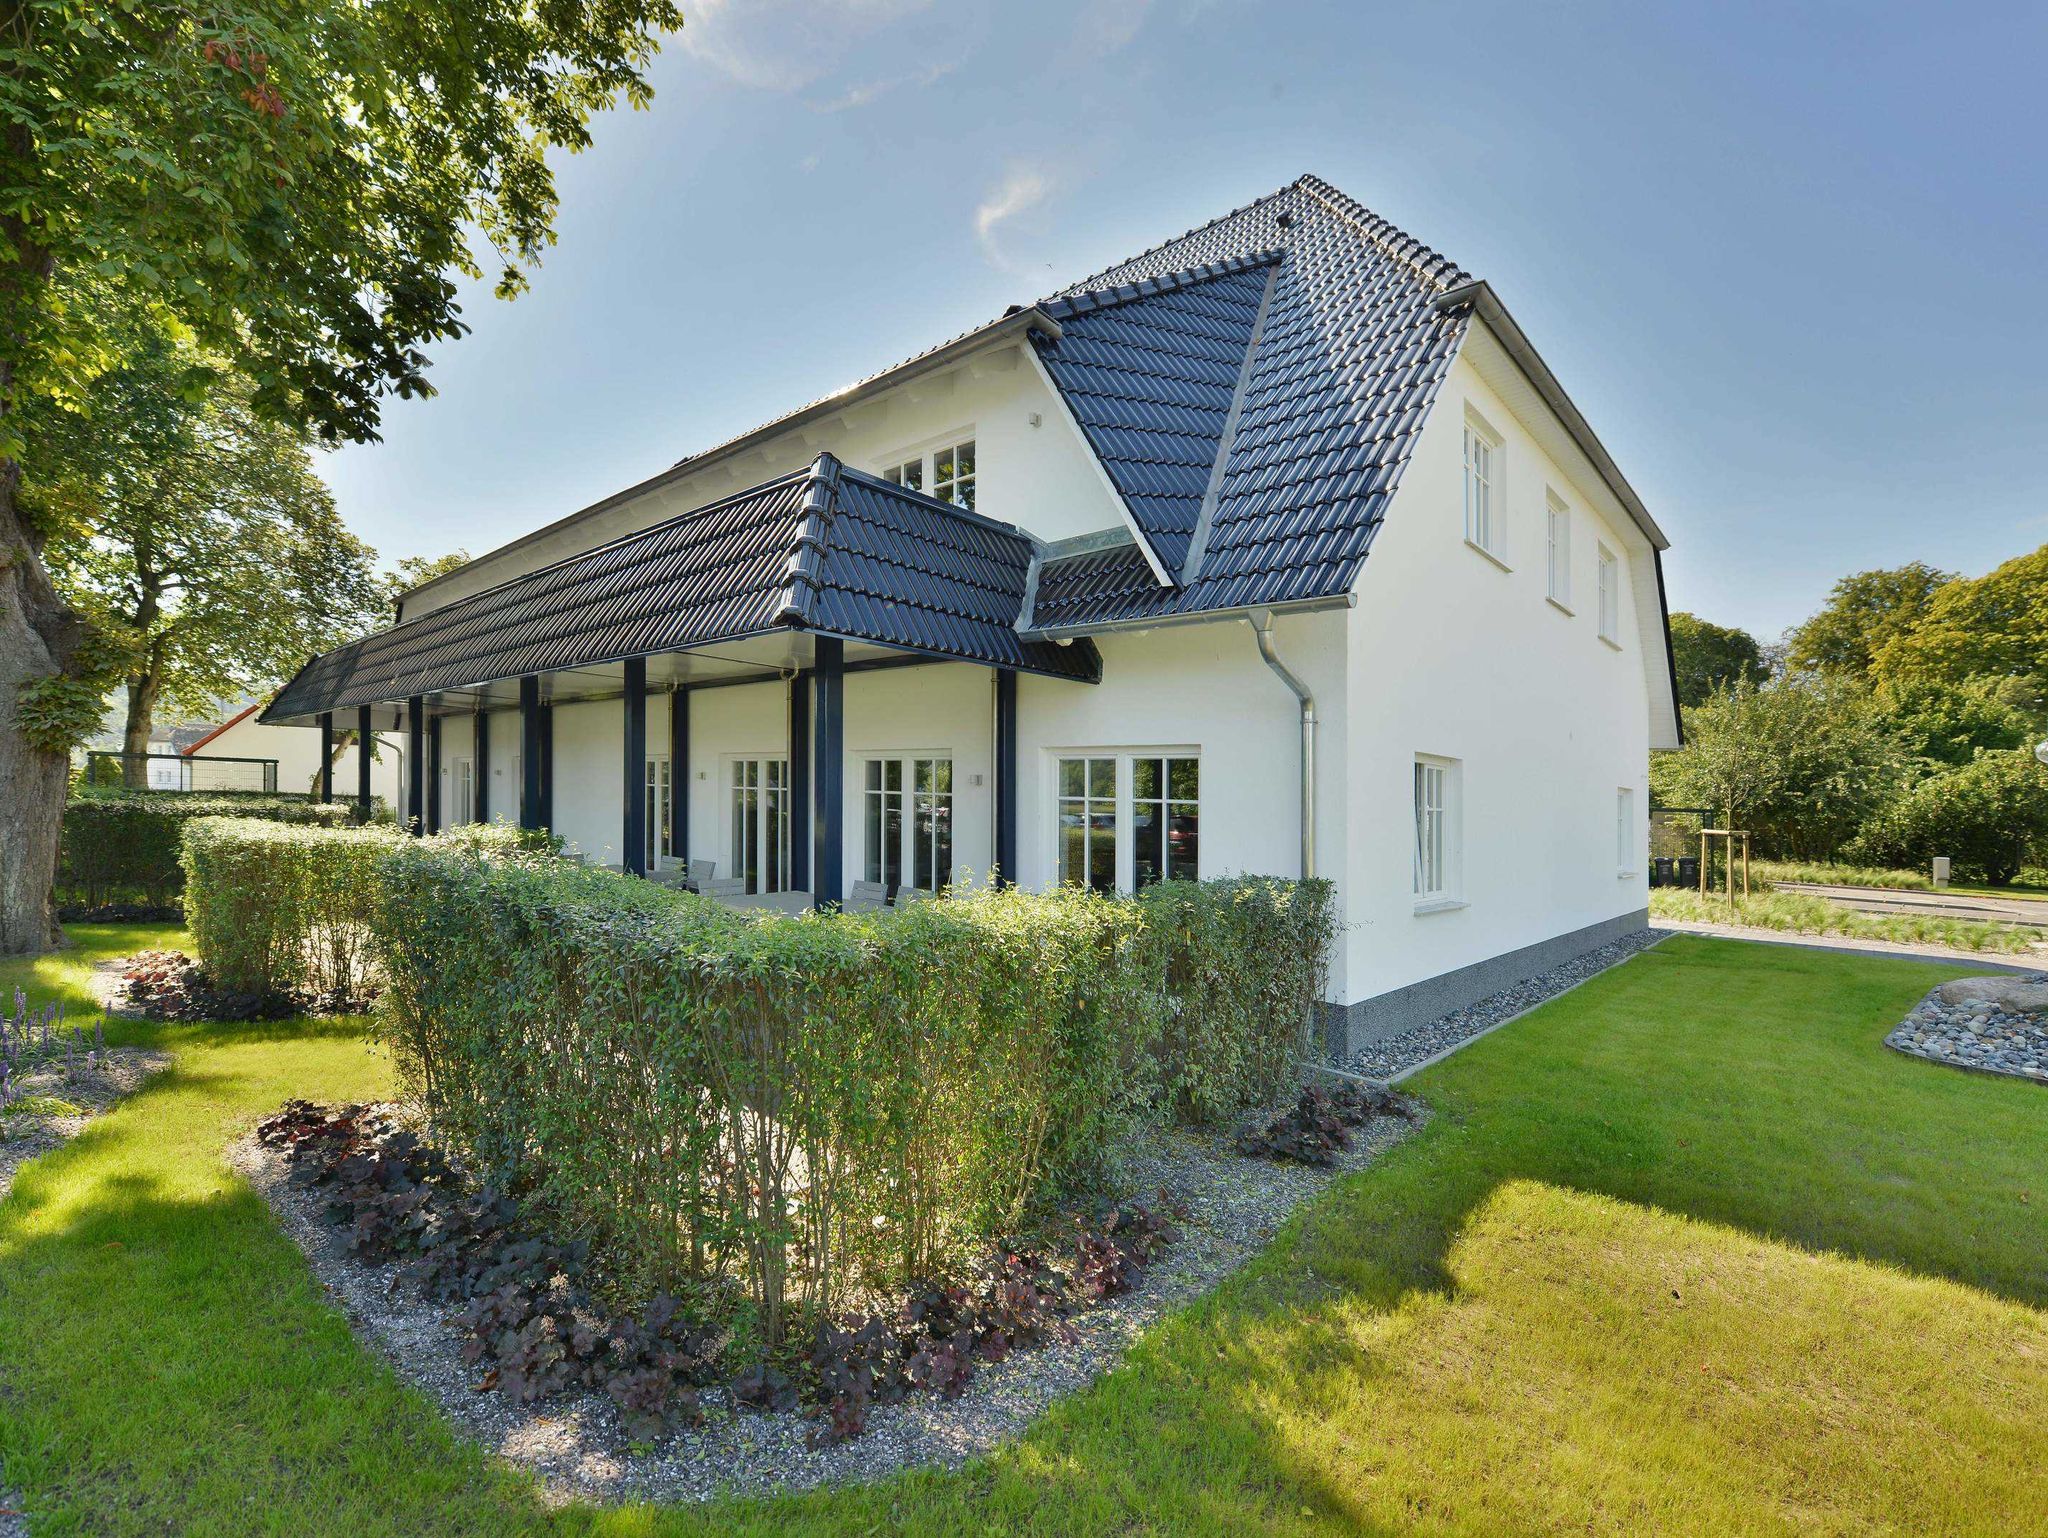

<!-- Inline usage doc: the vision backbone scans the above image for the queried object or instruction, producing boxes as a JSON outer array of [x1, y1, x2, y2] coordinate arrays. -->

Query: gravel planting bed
[[1348, 928, 1664, 1080], [231, 1100, 1420, 1506], [0, 1048, 170, 1203], [1885, 974, 2048, 1084]]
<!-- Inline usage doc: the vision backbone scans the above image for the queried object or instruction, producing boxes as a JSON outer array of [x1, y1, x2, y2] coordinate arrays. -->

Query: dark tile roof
[[1027, 173, 1473, 622], [264, 458, 1097, 721], [1027, 540, 1180, 632], [1032, 255, 1278, 575]]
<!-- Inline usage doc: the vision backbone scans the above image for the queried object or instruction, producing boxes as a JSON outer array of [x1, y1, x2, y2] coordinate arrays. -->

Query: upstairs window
[[1597, 544, 1620, 642], [1546, 492, 1572, 609], [1463, 411, 1504, 562], [881, 437, 976, 511]]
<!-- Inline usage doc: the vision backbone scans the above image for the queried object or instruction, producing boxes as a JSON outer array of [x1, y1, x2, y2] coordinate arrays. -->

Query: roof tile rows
[[264, 461, 1097, 721]]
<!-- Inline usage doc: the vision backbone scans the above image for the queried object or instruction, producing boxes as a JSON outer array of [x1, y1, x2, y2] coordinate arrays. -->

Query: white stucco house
[[265, 175, 1681, 1053], [183, 703, 402, 804]]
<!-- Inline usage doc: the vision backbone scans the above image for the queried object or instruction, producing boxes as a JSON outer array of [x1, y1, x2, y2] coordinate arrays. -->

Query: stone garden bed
[[233, 1087, 1422, 1505], [1885, 974, 2048, 1084]]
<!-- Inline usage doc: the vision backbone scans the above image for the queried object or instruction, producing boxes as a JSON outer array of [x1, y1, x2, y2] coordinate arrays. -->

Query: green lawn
[[4, 928, 2046, 1535]]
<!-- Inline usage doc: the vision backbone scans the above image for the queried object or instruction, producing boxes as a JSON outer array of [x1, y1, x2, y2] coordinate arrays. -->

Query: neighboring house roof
[[263, 457, 1099, 721], [181, 704, 261, 756]]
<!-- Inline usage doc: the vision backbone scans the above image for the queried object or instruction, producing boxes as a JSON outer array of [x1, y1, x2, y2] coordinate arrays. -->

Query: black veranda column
[[670, 685, 690, 868], [519, 676, 543, 831], [474, 707, 491, 824], [811, 637, 843, 910], [318, 712, 334, 803], [622, 658, 647, 875], [355, 705, 373, 820], [426, 715, 443, 834], [787, 670, 811, 891], [538, 701, 554, 830], [994, 668, 1018, 886], [405, 696, 425, 834]]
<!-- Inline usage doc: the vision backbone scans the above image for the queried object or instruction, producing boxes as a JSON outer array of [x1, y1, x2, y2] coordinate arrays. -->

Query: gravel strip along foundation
[[1885, 974, 2048, 1084], [231, 1104, 1421, 1506], [1348, 928, 1664, 1081], [0, 1048, 171, 1203]]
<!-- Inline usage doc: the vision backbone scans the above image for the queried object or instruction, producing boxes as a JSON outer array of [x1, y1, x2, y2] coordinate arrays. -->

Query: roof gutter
[[1434, 280, 1669, 551], [1250, 609, 1316, 882]]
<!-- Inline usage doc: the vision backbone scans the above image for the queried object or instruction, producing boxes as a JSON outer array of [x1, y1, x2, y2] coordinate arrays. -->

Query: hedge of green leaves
[[181, 817, 407, 1003], [56, 792, 356, 912], [368, 842, 1334, 1341]]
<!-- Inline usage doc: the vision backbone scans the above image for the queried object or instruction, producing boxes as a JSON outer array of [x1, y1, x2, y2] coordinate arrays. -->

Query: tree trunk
[[0, 460, 85, 956], [121, 671, 159, 788]]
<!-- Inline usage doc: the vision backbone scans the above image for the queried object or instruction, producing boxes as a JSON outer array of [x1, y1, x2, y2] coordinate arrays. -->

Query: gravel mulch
[[0, 1048, 171, 1203], [231, 1100, 1421, 1506], [1348, 928, 1665, 1080], [1885, 974, 2048, 1084]]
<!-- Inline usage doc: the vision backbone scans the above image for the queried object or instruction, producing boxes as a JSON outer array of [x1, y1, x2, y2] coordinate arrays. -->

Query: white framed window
[[881, 435, 976, 511], [1413, 755, 1461, 907], [1545, 491, 1572, 610], [645, 754, 673, 868], [1054, 751, 1200, 894], [1597, 543, 1620, 643], [452, 757, 475, 826], [1616, 786, 1637, 876], [861, 755, 956, 893], [1462, 410, 1504, 562], [728, 757, 790, 894]]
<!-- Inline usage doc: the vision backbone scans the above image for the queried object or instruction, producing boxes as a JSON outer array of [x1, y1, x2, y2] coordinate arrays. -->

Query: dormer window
[[881, 436, 976, 511]]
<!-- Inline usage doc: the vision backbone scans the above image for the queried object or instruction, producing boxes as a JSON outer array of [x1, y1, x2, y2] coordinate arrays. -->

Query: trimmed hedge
[[181, 817, 406, 1004], [57, 792, 355, 912], [179, 818, 1336, 1342]]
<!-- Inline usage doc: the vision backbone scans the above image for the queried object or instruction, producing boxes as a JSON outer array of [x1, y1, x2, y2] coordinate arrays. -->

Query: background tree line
[[1657, 548, 2048, 883]]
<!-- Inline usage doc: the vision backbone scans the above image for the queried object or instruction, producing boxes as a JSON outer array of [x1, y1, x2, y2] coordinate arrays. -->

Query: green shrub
[[1849, 750, 2048, 885], [1134, 876, 1338, 1125], [367, 844, 1335, 1343], [181, 817, 405, 1002], [56, 791, 356, 912]]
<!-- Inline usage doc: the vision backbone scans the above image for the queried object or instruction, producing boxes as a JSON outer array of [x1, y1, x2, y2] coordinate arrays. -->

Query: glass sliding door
[[729, 757, 790, 894]]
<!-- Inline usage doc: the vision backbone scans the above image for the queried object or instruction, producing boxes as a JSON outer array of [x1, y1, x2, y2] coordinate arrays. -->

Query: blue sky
[[318, 0, 2048, 643]]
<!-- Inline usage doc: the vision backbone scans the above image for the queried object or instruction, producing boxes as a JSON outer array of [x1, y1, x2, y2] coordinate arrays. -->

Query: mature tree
[[0, 0, 680, 953], [1871, 545, 2048, 700], [1877, 673, 2045, 768], [1667, 611, 1770, 708], [1785, 561, 1952, 680], [1656, 675, 1914, 861], [30, 320, 383, 784], [1853, 749, 2048, 886], [380, 549, 470, 616]]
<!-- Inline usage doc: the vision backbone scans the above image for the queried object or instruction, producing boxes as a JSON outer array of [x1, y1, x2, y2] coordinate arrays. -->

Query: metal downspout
[[1250, 611, 1315, 880]]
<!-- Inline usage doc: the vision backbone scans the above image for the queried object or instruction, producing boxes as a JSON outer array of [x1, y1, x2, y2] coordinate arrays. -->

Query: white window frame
[[724, 755, 791, 895], [878, 431, 977, 511], [452, 756, 475, 826], [1545, 491, 1573, 612], [1616, 786, 1637, 877], [1597, 543, 1620, 644], [1050, 749, 1201, 895], [1412, 754, 1463, 912], [645, 753, 673, 868], [1462, 408, 1506, 566], [860, 752, 956, 893]]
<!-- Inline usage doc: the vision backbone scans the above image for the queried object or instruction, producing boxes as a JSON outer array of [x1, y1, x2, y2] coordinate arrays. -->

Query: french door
[[729, 757, 790, 893]]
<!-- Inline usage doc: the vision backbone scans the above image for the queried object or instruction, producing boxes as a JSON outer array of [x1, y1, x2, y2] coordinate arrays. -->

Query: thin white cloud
[[681, 0, 934, 93], [1072, 0, 1153, 55], [975, 165, 1055, 273], [810, 54, 961, 113]]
